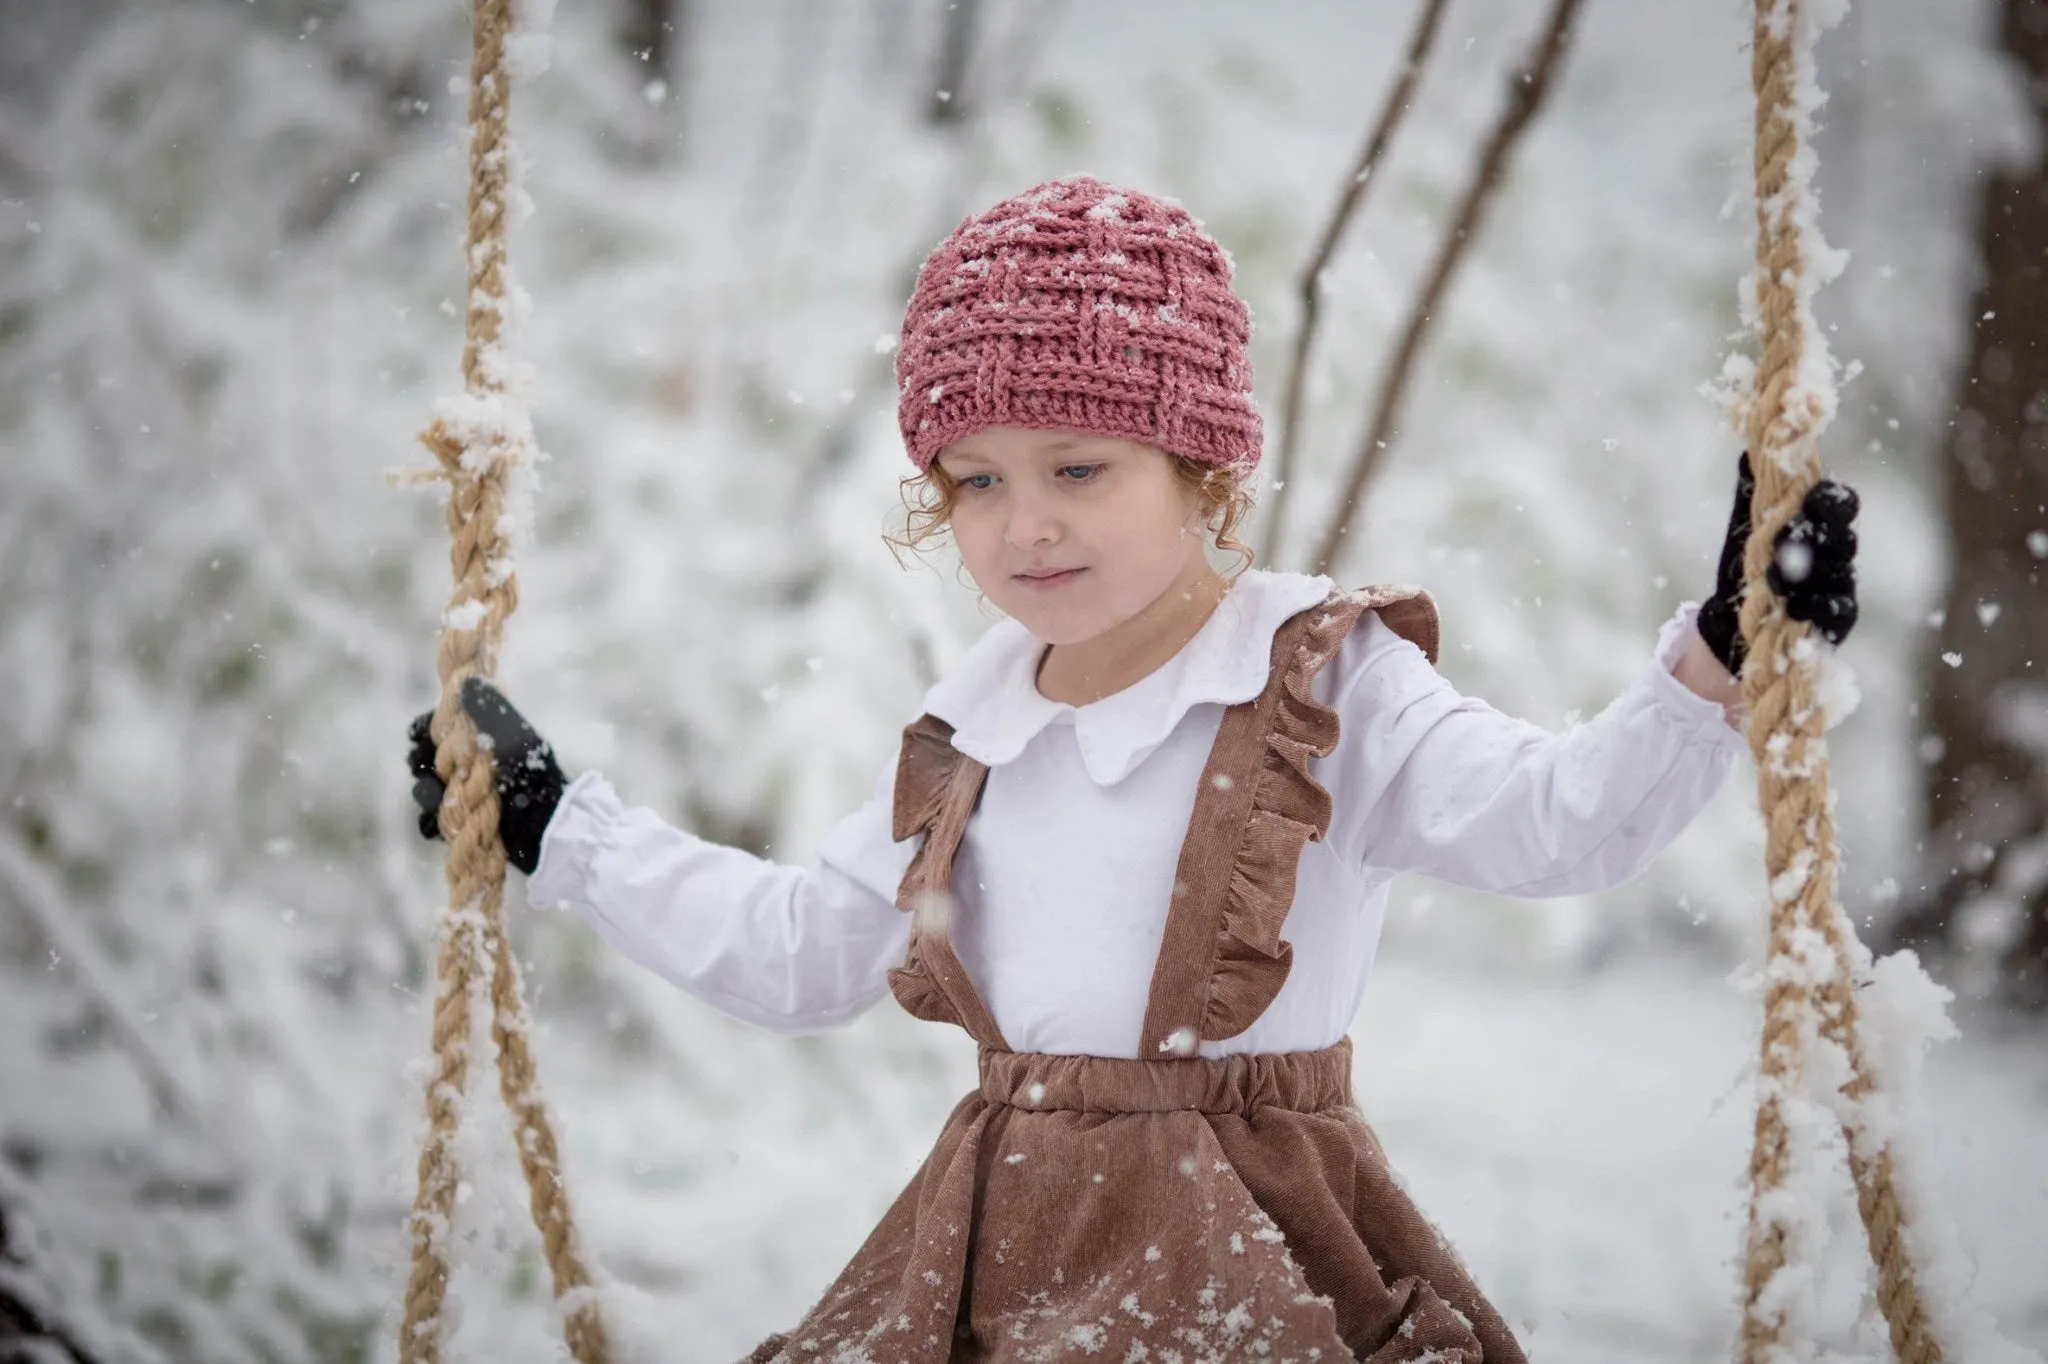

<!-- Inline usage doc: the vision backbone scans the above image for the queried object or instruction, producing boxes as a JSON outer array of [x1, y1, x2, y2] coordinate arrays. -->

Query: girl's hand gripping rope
[[1694, 451, 1861, 678], [407, 677, 567, 875]]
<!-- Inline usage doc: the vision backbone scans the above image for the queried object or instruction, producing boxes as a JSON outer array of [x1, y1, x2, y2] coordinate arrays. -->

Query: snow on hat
[[895, 176, 1263, 473]]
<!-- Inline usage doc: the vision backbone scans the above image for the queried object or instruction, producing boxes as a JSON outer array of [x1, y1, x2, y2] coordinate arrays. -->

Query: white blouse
[[527, 569, 1745, 1058]]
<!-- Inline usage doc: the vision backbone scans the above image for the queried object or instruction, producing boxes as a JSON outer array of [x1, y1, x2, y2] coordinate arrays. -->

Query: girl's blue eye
[[954, 464, 1105, 491]]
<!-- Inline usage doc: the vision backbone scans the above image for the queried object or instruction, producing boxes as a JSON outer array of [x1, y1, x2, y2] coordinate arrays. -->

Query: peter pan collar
[[921, 568, 1336, 787]]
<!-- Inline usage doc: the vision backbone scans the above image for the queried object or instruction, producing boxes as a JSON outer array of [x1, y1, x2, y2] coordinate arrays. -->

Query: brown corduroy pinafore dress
[[748, 589, 1526, 1363]]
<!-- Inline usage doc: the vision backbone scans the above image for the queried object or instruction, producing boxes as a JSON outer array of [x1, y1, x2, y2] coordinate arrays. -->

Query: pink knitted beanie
[[895, 176, 1262, 473]]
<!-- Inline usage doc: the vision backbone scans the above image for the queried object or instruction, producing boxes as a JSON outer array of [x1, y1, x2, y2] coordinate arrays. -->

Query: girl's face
[[933, 426, 1210, 645]]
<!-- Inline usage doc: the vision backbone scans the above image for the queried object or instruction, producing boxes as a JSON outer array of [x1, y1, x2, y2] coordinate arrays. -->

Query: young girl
[[409, 176, 1858, 1362]]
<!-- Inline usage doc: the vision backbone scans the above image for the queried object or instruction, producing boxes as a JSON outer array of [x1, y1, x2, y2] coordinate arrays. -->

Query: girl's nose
[[1004, 496, 1062, 550]]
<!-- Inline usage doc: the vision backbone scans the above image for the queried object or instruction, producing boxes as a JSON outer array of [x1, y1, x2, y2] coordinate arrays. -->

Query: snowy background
[[2, 0, 2044, 1360]]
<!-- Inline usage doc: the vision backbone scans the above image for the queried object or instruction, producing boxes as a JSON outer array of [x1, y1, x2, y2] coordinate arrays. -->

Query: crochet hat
[[895, 176, 1263, 473]]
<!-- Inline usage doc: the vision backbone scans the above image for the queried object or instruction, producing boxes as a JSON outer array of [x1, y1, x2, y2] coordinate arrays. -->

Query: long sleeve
[[1324, 606, 1744, 896], [524, 762, 916, 1034]]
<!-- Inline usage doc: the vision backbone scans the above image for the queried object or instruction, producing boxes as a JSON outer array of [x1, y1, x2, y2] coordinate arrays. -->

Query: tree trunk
[[616, 0, 689, 161], [927, 0, 981, 126], [618, 0, 683, 83], [1893, 0, 2048, 1005]]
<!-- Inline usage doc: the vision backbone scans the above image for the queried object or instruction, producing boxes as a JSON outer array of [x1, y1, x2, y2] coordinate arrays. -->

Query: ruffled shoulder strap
[[884, 714, 1009, 1049], [1138, 585, 1437, 1053], [1348, 583, 1439, 665]]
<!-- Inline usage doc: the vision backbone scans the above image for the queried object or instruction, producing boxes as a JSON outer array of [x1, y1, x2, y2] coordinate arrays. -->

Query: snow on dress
[[745, 588, 1525, 1363]]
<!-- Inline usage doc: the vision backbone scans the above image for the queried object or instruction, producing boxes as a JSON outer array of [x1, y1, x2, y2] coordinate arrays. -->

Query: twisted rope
[[397, 3, 609, 1361], [1736, 3, 1939, 1362]]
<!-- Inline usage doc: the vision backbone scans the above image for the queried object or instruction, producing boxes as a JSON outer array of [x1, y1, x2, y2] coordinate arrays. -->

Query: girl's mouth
[[1014, 568, 1085, 590]]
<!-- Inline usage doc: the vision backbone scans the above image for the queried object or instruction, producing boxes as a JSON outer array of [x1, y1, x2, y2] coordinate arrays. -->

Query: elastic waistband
[[977, 1037, 1354, 1116]]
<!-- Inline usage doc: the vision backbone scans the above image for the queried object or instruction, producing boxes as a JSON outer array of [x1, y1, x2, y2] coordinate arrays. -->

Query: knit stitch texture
[[896, 176, 1263, 472]]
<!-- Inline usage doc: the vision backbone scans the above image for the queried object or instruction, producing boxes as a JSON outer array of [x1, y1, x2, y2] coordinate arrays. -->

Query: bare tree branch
[[1307, 0, 1586, 578], [1260, 0, 1453, 568]]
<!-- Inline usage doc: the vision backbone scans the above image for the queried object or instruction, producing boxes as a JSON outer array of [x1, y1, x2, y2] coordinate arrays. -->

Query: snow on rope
[[396, 1, 610, 1362], [1733, 2, 1952, 1361]]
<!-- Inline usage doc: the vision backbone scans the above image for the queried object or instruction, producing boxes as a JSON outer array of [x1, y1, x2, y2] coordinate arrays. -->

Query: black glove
[[1695, 451, 1860, 677], [407, 677, 567, 876]]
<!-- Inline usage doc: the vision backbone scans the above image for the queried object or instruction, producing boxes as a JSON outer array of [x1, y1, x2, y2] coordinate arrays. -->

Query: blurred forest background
[[2, 0, 2046, 1360]]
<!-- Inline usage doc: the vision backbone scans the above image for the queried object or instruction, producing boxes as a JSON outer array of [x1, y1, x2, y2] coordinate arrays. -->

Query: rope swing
[[397, 2, 610, 1360], [1735, 2, 1940, 1360]]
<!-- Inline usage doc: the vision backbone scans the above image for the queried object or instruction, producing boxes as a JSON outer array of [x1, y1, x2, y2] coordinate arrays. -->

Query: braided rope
[[1736, 3, 1939, 1362], [396, 3, 609, 1361]]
